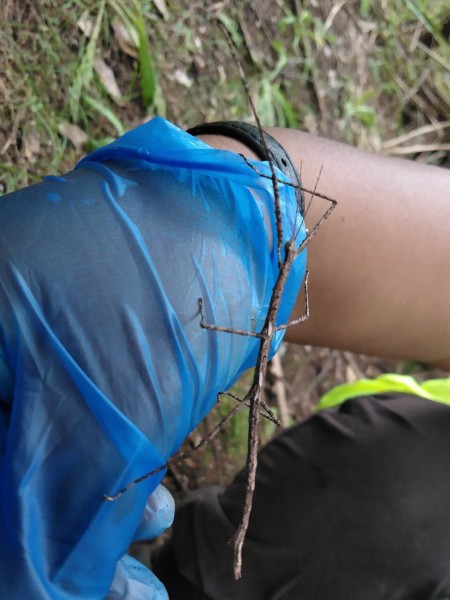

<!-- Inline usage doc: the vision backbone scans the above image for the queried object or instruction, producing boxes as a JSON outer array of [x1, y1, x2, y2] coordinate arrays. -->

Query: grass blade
[[83, 94, 125, 136], [135, 7, 156, 109], [68, 0, 106, 121], [401, 0, 448, 49]]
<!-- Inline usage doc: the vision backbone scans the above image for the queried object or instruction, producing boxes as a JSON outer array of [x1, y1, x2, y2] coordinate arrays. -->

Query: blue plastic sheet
[[0, 117, 306, 598]]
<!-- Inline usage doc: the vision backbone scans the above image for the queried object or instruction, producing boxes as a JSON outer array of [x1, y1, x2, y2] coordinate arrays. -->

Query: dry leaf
[[111, 17, 138, 58], [93, 57, 122, 102], [77, 10, 94, 38], [23, 128, 40, 162], [58, 123, 88, 151], [153, 0, 169, 20], [173, 69, 193, 88]]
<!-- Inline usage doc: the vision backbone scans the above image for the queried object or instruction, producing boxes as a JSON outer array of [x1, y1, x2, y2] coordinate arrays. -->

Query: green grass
[[0, 0, 163, 191], [1, 0, 447, 194]]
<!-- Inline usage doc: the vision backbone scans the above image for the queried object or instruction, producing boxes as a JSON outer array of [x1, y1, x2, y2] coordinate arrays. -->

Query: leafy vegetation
[[1, 0, 447, 194]]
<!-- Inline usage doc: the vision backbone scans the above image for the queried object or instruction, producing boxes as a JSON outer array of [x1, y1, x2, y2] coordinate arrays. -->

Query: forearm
[[198, 129, 450, 370]]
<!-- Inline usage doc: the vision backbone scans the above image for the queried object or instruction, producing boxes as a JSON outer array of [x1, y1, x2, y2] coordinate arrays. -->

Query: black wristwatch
[[187, 121, 304, 216]]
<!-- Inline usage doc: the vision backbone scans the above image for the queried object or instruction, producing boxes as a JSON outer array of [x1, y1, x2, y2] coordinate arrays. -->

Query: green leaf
[[271, 85, 299, 128], [83, 94, 125, 135], [135, 6, 157, 109], [354, 105, 376, 127], [86, 136, 116, 151], [359, 0, 371, 18], [217, 13, 243, 48], [256, 79, 276, 126]]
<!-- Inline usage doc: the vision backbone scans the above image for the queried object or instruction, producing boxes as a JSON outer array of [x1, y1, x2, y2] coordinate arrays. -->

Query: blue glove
[[107, 555, 168, 600], [0, 117, 306, 598], [106, 484, 174, 600]]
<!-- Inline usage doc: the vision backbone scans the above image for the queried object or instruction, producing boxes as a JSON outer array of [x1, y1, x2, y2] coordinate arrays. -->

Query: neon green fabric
[[316, 374, 450, 412]]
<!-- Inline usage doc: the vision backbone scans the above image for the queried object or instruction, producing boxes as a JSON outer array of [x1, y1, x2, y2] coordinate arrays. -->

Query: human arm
[[198, 129, 450, 370]]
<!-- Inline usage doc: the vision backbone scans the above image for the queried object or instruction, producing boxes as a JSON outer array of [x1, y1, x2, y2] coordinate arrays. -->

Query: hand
[[107, 555, 169, 600], [106, 485, 174, 600], [0, 117, 306, 597]]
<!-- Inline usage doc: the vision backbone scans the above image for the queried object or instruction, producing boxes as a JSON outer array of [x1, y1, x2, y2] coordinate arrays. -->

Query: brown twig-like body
[[220, 187, 334, 577], [226, 168, 336, 579], [198, 26, 337, 573], [104, 26, 337, 583], [231, 238, 297, 576]]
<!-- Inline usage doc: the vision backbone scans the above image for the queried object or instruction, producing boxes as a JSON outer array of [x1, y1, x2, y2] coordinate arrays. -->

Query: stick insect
[[195, 28, 338, 579], [105, 24, 337, 583]]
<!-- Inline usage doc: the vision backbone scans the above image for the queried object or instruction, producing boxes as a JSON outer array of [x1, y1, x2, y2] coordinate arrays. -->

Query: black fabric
[[155, 393, 450, 600], [151, 539, 211, 600], [187, 121, 305, 216]]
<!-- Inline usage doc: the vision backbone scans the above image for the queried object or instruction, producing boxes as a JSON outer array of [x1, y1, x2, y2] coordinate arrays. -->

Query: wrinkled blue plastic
[[0, 117, 306, 598], [105, 484, 174, 600]]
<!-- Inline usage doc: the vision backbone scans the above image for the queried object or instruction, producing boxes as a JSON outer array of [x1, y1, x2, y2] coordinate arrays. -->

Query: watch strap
[[187, 121, 304, 215]]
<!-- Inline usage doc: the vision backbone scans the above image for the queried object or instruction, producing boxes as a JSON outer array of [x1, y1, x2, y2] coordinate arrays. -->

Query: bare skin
[[198, 131, 450, 371]]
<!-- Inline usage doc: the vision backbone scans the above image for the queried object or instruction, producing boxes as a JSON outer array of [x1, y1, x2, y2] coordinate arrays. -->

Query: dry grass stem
[[266, 354, 290, 428], [382, 121, 450, 149], [385, 143, 450, 155]]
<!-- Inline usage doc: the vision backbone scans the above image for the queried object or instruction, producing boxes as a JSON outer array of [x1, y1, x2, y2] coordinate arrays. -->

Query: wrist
[[195, 133, 274, 250], [195, 133, 260, 162]]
